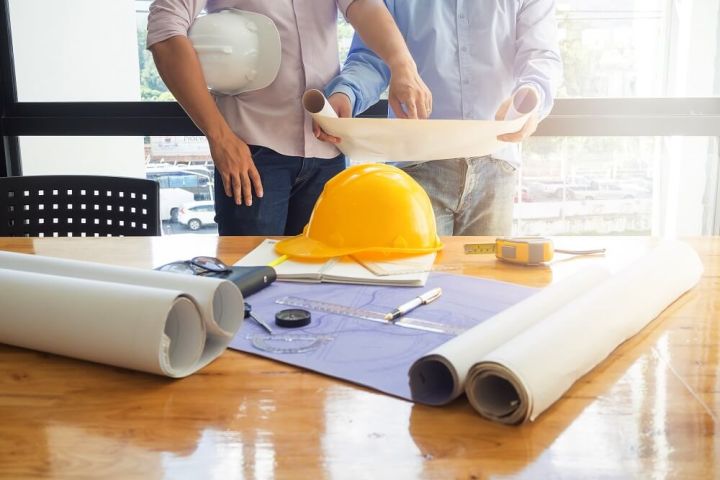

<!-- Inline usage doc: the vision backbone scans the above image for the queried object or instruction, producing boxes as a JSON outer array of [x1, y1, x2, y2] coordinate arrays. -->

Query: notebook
[[235, 239, 435, 287]]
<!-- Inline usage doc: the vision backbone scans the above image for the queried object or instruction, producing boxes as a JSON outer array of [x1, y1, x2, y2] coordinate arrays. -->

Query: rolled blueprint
[[303, 89, 339, 119], [302, 89, 534, 163], [463, 240, 703, 424], [0, 251, 245, 377], [408, 266, 612, 405]]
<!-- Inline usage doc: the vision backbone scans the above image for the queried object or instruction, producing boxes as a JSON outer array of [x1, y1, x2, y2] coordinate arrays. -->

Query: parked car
[[566, 182, 642, 201], [177, 200, 217, 231], [145, 165, 214, 222], [158, 188, 194, 222], [526, 180, 589, 201]]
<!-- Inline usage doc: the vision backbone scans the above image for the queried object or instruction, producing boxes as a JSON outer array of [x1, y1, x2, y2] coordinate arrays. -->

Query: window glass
[[18, 135, 218, 236], [8, 1, 718, 102], [556, 1, 720, 97], [515, 136, 719, 236], [144, 138, 215, 234], [8, 2, 719, 238]]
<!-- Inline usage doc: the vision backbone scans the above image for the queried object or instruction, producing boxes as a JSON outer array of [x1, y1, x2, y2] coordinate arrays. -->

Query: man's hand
[[208, 131, 262, 206], [388, 61, 432, 119], [313, 93, 352, 144], [495, 96, 539, 142]]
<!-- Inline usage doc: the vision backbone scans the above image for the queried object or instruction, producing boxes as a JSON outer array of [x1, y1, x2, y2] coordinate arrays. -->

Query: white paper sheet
[[409, 240, 703, 424], [303, 89, 534, 163], [235, 238, 433, 286], [0, 251, 245, 377]]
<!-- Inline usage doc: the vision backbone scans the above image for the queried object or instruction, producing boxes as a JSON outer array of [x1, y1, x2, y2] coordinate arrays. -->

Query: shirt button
[[459, 14, 465, 19], [461, 46, 468, 52], [463, 79, 469, 85]]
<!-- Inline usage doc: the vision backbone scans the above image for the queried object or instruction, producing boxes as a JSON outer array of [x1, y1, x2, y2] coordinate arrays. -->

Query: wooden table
[[0, 236, 717, 479]]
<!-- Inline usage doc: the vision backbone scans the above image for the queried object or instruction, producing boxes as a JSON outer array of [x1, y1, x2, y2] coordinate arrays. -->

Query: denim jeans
[[399, 156, 518, 236], [214, 145, 346, 236]]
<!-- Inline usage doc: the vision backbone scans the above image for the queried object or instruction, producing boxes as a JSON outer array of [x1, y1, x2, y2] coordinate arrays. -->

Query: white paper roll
[[303, 89, 339, 118], [0, 251, 245, 377], [408, 266, 611, 405], [463, 240, 703, 424], [0, 250, 241, 338], [503, 85, 540, 121]]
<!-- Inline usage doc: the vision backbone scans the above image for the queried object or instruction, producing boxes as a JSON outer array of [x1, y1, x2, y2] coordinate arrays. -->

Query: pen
[[268, 255, 288, 268], [384, 287, 442, 321]]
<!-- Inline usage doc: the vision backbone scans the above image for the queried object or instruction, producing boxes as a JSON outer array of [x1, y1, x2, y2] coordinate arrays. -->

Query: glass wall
[[517, 136, 718, 236], [6, 0, 719, 236]]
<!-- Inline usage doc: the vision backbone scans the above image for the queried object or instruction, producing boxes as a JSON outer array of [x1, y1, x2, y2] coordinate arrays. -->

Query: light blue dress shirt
[[325, 0, 563, 164]]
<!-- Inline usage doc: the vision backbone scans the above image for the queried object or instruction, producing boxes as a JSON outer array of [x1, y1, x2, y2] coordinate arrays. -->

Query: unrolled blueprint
[[303, 89, 536, 163]]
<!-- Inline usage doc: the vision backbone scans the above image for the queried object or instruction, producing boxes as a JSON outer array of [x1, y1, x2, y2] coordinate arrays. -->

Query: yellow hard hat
[[275, 163, 443, 259]]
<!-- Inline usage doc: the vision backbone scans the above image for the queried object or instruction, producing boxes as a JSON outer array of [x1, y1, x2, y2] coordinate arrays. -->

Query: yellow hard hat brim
[[275, 234, 444, 260]]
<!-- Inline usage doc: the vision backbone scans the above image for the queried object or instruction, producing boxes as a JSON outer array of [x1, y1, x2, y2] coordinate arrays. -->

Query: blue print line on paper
[[229, 272, 537, 400]]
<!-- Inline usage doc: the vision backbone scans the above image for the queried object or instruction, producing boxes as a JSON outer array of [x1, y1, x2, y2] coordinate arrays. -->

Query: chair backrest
[[0, 175, 161, 237]]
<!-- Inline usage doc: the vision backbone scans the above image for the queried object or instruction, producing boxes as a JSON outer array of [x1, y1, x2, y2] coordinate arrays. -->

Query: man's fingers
[[231, 173, 243, 205], [415, 95, 428, 119], [389, 97, 407, 119], [404, 97, 419, 119], [249, 167, 263, 198], [240, 172, 252, 206], [221, 173, 233, 198], [313, 118, 341, 143], [500, 115, 538, 142], [319, 131, 341, 144], [498, 132, 523, 142]]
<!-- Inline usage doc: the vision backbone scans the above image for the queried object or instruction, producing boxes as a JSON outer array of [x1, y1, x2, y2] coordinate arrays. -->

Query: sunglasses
[[155, 256, 232, 276]]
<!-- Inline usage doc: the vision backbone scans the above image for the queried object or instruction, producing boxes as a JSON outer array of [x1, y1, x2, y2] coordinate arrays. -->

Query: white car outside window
[[177, 200, 217, 231]]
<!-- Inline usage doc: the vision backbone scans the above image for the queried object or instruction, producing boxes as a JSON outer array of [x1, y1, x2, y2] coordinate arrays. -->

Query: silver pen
[[384, 287, 442, 322]]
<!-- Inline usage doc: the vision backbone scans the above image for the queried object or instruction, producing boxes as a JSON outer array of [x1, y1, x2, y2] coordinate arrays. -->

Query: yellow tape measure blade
[[463, 243, 496, 255]]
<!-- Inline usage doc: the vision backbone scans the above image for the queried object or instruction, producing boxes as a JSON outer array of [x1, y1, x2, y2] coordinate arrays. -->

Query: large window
[[517, 136, 719, 236], [2, 0, 719, 236]]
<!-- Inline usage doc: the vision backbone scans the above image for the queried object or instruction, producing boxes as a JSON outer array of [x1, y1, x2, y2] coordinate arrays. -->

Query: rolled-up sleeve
[[336, 0, 357, 19], [147, 0, 207, 48], [514, 0, 563, 118]]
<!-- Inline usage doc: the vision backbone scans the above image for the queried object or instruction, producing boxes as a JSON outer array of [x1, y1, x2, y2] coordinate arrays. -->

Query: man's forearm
[[345, 0, 414, 71], [149, 35, 233, 141]]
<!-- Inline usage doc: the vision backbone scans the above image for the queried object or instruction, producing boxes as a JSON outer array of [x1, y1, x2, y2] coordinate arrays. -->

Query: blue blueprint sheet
[[229, 273, 536, 399]]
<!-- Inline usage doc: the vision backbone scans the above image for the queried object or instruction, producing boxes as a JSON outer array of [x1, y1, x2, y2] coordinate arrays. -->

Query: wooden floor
[[0, 236, 717, 479]]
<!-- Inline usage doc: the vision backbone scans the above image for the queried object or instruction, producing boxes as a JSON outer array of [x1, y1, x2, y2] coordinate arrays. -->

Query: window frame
[[1, 0, 719, 226]]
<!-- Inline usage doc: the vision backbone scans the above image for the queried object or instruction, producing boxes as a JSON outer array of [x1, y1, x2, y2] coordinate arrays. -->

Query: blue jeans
[[214, 145, 346, 236], [399, 156, 518, 236]]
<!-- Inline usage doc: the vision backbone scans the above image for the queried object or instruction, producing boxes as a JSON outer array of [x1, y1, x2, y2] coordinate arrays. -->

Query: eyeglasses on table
[[155, 256, 232, 276]]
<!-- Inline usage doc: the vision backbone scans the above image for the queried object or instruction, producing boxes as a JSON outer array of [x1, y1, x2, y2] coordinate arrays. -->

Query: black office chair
[[0, 175, 161, 237]]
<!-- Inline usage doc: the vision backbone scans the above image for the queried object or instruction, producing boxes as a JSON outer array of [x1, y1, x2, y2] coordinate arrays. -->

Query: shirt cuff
[[336, 0, 357, 18]]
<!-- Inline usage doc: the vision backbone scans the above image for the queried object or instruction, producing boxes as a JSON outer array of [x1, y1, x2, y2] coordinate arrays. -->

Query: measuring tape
[[464, 237, 605, 266], [275, 296, 464, 335]]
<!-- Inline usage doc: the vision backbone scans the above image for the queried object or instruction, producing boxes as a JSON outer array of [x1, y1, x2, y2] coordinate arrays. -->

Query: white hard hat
[[189, 9, 281, 95]]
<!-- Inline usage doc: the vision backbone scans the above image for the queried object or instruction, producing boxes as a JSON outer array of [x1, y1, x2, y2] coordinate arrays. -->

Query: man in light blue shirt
[[321, 0, 562, 235]]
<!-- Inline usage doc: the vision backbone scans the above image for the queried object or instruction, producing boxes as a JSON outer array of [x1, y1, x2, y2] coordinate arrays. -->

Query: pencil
[[268, 255, 289, 267]]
